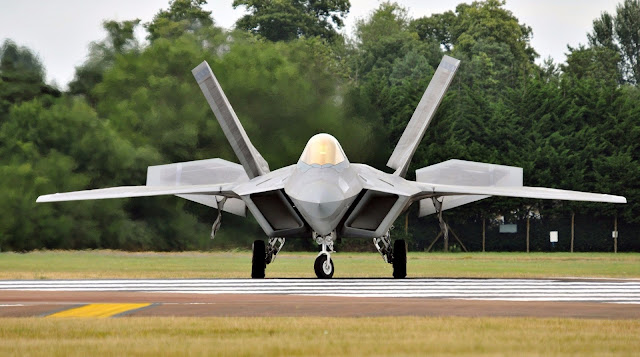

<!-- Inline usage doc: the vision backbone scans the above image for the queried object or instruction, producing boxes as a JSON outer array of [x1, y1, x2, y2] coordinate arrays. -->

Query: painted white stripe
[[1, 281, 638, 288], [1, 278, 637, 284], [1, 279, 638, 304], [1, 282, 637, 289]]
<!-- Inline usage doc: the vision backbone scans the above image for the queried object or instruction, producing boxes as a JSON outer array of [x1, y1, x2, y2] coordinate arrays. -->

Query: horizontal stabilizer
[[146, 158, 248, 216], [387, 55, 460, 177], [146, 158, 248, 186], [36, 184, 238, 203], [416, 159, 522, 216], [192, 61, 269, 179]]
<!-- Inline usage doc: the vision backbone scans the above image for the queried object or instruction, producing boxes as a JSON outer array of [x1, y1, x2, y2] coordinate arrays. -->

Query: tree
[[0, 97, 158, 251], [0, 40, 60, 118], [588, 0, 640, 85], [2, 1, 639, 252], [233, 0, 350, 42], [614, 0, 640, 85], [410, 11, 457, 51], [68, 19, 141, 103], [411, 0, 537, 90], [146, 0, 215, 42], [347, 2, 443, 169], [562, 45, 621, 85]]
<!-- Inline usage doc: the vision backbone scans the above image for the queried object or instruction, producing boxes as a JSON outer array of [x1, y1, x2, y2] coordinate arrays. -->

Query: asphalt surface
[[1, 278, 639, 319]]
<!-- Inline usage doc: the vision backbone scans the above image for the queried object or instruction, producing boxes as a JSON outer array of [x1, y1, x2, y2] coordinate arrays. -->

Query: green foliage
[[233, 0, 350, 42], [0, 1, 638, 252], [0, 40, 60, 118], [68, 19, 142, 104], [146, 0, 215, 42], [0, 99, 143, 251], [588, 0, 640, 85]]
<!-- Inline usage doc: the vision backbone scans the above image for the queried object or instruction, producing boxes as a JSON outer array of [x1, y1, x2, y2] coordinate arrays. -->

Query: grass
[[2, 252, 638, 356], [0, 250, 639, 279], [0, 316, 638, 356]]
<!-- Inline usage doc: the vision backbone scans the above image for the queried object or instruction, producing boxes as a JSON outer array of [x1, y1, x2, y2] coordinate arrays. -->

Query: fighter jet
[[37, 56, 626, 279]]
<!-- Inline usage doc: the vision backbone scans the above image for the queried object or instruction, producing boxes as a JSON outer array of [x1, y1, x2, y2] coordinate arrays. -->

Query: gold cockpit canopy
[[299, 133, 347, 166]]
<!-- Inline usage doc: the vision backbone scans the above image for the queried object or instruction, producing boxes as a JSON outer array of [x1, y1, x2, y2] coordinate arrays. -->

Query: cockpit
[[299, 133, 347, 166]]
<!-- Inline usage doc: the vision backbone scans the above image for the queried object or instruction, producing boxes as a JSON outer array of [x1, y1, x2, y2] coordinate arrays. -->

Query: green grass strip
[[1, 250, 639, 279]]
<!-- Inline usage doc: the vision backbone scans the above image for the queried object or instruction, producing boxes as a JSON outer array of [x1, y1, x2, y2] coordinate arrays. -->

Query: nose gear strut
[[313, 231, 335, 278]]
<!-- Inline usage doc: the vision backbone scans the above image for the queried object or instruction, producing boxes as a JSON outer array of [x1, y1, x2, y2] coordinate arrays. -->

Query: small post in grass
[[571, 212, 575, 253], [526, 216, 530, 253], [482, 218, 486, 253], [613, 215, 618, 254]]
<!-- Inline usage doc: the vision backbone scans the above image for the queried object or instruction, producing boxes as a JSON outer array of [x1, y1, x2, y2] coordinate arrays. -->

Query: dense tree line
[[0, 0, 638, 252]]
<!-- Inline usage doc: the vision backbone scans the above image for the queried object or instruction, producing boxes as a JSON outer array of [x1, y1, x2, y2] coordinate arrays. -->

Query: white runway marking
[[1, 279, 639, 304]]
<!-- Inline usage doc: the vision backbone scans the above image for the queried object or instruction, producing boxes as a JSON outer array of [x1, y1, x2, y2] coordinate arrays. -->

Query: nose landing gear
[[313, 231, 335, 279]]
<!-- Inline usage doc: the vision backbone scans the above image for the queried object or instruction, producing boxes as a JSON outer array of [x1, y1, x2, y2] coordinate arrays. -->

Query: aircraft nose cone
[[288, 181, 348, 235], [294, 182, 344, 219], [302, 199, 343, 220]]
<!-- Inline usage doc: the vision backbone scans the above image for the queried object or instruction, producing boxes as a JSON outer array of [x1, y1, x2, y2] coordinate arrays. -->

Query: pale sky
[[0, 0, 622, 88]]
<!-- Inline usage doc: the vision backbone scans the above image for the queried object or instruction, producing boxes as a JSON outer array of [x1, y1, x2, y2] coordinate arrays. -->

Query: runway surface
[[2, 278, 640, 303], [2, 278, 640, 318]]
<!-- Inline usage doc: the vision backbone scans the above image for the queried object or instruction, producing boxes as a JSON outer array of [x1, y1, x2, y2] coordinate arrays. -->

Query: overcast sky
[[0, 0, 622, 88]]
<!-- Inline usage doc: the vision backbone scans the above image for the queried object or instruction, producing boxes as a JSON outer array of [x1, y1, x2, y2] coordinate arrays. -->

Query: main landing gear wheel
[[251, 240, 266, 279], [393, 239, 407, 279], [314, 254, 334, 279]]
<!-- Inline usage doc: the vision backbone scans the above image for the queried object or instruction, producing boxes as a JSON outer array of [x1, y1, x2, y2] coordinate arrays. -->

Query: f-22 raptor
[[37, 56, 626, 279]]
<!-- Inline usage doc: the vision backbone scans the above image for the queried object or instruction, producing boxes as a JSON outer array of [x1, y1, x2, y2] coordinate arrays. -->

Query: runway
[[2, 278, 640, 318], [2, 278, 640, 303]]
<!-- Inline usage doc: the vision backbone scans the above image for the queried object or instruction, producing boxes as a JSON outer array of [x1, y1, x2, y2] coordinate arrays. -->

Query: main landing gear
[[314, 231, 335, 279], [373, 230, 407, 278], [251, 237, 285, 279], [251, 231, 406, 279]]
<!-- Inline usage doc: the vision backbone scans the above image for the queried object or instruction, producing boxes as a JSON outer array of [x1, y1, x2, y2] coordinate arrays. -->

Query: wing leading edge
[[413, 182, 626, 204], [36, 183, 239, 203]]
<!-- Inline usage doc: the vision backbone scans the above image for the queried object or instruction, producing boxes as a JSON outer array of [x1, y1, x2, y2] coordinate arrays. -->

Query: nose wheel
[[314, 254, 334, 279]]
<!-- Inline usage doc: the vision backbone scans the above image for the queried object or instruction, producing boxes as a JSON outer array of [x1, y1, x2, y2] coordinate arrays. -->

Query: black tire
[[251, 240, 266, 279], [314, 254, 334, 279], [393, 239, 407, 279]]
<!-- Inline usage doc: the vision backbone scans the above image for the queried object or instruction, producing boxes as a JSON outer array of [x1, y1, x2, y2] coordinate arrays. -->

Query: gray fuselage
[[285, 160, 362, 236]]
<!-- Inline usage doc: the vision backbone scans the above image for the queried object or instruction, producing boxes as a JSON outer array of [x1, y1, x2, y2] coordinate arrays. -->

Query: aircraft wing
[[36, 183, 239, 203], [413, 182, 627, 204]]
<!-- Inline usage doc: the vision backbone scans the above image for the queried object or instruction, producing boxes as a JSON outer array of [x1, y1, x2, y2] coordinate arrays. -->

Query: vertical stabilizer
[[192, 61, 270, 179], [386, 55, 460, 177]]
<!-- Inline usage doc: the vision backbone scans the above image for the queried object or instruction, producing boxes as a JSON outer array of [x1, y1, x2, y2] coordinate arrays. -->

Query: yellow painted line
[[48, 303, 151, 318]]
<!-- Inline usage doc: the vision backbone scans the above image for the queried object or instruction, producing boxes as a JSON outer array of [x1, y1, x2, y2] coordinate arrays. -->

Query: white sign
[[549, 231, 558, 243], [612, 231, 618, 238], [499, 224, 517, 233]]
